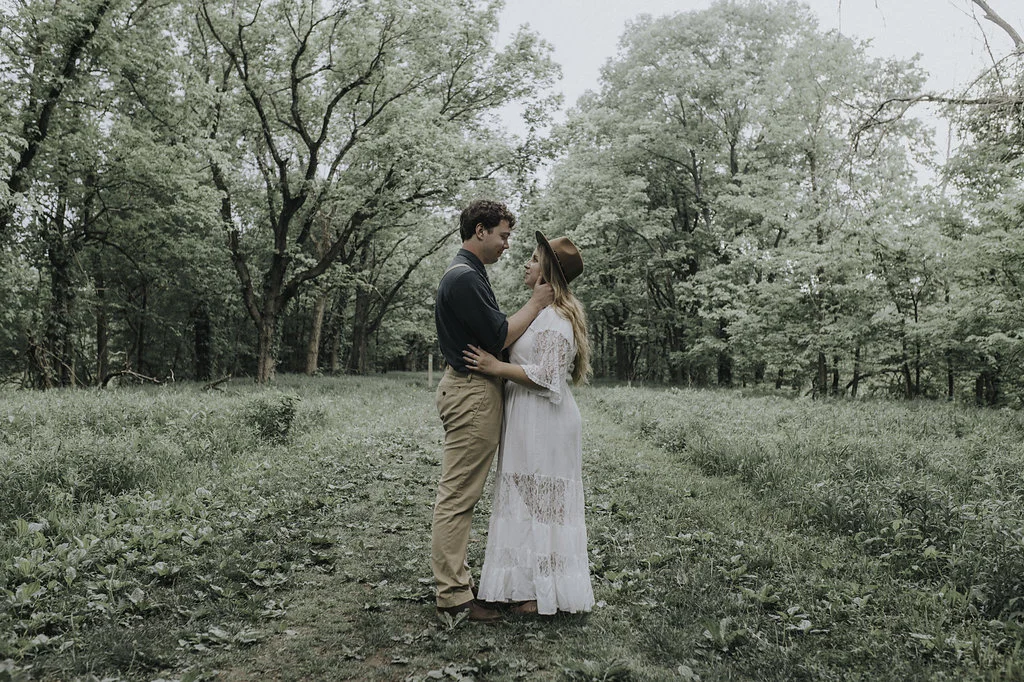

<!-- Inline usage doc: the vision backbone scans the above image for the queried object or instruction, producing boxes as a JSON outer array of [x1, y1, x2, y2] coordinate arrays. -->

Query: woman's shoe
[[510, 600, 538, 615]]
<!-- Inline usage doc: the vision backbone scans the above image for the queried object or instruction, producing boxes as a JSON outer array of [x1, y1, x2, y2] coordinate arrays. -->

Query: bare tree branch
[[971, 0, 1024, 51], [101, 369, 163, 388]]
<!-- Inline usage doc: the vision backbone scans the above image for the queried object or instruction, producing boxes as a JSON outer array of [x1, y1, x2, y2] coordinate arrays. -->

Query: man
[[432, 199, 554, 622]]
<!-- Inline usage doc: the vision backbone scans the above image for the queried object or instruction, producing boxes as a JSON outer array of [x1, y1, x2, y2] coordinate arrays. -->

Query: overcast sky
[[497, 0, 1024, 140]]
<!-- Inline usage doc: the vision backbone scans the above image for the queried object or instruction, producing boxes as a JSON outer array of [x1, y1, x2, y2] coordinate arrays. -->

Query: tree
[[939, 53, 1024, 404], [535, 0, 928, 391], [1, 0, 190, 386], [193, 0, 557, 381], [0, 0, 121, 236], [0, 0, 240, 387]]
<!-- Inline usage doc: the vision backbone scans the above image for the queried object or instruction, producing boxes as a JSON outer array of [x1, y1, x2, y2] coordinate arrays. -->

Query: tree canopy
[[2, 0, 1024, 404]]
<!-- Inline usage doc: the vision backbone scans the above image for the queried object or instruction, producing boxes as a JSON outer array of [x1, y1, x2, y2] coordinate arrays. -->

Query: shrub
[[244, 393, 300, 444]]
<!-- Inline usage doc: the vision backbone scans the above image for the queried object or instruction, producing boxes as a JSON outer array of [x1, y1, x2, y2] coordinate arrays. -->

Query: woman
[[462, 231, 594, 616]]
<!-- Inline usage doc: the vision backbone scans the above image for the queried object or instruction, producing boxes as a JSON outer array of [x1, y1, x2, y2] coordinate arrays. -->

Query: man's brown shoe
[[436, 599, 502, 623]]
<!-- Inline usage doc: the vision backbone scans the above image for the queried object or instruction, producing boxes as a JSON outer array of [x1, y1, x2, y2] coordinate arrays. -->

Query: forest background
[[3, 0, 1024, 403]]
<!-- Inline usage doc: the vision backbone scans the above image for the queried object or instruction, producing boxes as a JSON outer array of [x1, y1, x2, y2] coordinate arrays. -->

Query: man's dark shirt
[[435, 249, 508, 373]]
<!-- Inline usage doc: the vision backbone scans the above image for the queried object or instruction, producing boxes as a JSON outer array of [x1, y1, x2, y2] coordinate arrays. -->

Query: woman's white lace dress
[[477, 307, 595, 614]]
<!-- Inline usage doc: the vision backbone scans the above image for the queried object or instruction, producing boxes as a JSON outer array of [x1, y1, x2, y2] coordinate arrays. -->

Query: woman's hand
[[464, 344, 500, 375]]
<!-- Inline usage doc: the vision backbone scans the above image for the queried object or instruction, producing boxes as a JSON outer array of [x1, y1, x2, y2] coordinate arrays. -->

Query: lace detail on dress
[[486, 548, 590, 577], [521, 329, 574, 405], [492, 472, 584, 525]]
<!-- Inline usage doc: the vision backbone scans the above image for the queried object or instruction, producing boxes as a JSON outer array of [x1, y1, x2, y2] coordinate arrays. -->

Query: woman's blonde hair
[[537, 246, 591, 384]]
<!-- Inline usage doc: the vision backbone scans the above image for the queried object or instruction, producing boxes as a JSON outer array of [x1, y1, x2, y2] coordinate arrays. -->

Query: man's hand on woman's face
[[531, 282, 554, 308]]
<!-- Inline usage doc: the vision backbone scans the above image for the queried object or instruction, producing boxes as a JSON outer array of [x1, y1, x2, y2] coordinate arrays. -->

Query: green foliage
[[597, 385, 1024, 622], [191, 0, 560, 379], [244, 393, 299, 444], [0, 388, 250, 521], [0, 243, 39, 381], [562, 657, 635, 681], [0, 378, 348, 679], [3, 0, 1024, 399], [518, 0, 1024, 402], [2, 377, 1024, 680], [0, 0, 560, 384]]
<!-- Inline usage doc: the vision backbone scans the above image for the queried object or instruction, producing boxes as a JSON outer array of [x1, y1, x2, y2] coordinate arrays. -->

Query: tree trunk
[[27, 332, 53, 390], [899, 334, 914, 399], [305, 289, 329, 375], [943, 288, 953, 400], [975, 369, 1000, 406], [913, 299, 921, 396], [851, 344, 861, 398], [347, 287, 372, 374], [45, 218, 75, 388], [670, 324, 687, 384], [775, 368, 784, 390], [94, 264, 108, 386], [831, 355, 840, 396], [323, 287, 349, 374], [192, 300, 212, 381], [615, 333, 631, 381], [599, 322, 610, 380], [327, 326, 342, 374], [135, 283, 148, 375], [946, 351, 954, 401], [256, 313, 279, 383], [646, 323, 658, 381], [348, 322, 370, 374], [716, 318, 732, 387], [914, 343, 922, 397], [716, 350, 732, 386], [815, 352, 827, 399]]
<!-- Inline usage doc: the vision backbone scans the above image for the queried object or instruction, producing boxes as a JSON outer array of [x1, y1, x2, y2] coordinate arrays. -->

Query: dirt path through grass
[[210, 384, 1013, 681], [213, 385, 737, 681], [5, 377, 1019, 680]]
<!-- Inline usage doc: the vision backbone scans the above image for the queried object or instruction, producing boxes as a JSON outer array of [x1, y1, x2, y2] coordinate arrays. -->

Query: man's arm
[[502, 283, 554, 349]]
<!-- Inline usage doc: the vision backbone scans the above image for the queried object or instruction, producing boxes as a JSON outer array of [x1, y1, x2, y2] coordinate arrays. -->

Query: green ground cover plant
[[1, 376, 1023, 680]]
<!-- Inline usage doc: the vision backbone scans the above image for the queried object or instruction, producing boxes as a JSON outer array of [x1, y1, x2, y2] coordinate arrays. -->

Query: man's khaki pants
[[431, 367, 503, 608]]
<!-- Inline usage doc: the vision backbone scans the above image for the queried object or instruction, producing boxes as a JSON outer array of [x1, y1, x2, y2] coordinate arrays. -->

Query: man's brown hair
[[459, 200, 516, 241]]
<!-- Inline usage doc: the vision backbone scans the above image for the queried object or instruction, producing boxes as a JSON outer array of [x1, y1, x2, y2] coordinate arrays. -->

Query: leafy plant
[[244, 394, 299, 444], [700, 617, 749, 654]]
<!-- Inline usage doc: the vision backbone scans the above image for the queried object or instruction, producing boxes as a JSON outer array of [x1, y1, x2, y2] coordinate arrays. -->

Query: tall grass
[[3, 377, 1024, 680], [1, 388, 251, 520], [594, 387, 1024, 620], [0, 376, 424, 680]]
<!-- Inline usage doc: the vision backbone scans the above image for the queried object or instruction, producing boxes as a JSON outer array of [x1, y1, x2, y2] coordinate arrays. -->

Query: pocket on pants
[[437, 377, 484, 430]]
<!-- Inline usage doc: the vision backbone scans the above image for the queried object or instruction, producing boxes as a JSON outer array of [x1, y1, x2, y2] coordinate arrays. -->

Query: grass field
[[2, 375, 1024, 681]]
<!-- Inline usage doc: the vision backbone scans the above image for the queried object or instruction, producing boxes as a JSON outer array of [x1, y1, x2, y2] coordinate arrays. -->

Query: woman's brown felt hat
[[536, 231, 583, 284]]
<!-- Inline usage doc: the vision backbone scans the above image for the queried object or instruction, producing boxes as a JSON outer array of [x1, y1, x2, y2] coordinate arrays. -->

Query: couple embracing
[[431, 199, 594, 622]]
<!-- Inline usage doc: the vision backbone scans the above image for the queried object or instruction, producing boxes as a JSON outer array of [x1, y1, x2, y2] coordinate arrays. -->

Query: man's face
[[476, 219, 511, 265]]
